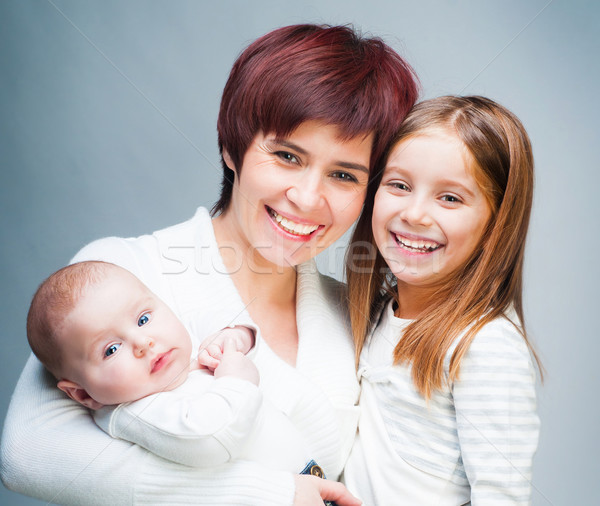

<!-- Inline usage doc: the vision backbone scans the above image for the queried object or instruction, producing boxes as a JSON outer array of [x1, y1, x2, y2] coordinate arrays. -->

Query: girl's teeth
[[270, 209, 319, 236], [394, 234, 440, 252]]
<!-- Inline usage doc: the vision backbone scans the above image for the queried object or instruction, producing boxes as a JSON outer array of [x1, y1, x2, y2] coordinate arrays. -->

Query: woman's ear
[[57, 379, 105, 410], [222, 149, 236, 174]]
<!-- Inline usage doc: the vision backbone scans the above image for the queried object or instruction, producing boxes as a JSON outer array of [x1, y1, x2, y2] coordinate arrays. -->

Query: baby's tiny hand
[[197, 343, 223, 372], [225, 326, 255, 354], [196, 326, 255, 373], [214, 337, 259, 385]]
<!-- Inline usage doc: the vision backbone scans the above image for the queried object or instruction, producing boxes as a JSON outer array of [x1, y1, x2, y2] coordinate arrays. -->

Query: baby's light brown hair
[[27, 261, 115, 379]]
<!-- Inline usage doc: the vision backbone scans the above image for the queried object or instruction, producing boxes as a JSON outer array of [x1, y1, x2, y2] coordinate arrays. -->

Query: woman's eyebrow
[[337, 161, 369, 174], [270, 139, 307, 155]]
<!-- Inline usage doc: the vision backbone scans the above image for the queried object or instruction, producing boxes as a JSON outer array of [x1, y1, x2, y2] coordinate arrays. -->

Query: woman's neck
[[212, 213, 297, 304], [212, 213, 299, 365]]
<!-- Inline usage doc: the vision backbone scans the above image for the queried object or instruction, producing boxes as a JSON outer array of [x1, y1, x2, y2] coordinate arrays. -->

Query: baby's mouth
[[151, 350, 172, 374]]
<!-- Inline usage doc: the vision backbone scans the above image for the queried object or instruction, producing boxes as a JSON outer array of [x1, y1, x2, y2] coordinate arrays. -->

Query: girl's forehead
[[395, 126, 461, 149], [388, 130, 464, 164]]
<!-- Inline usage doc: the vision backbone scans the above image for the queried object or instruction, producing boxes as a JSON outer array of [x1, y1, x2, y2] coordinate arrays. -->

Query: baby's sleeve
[[93, 374, 263, 467]]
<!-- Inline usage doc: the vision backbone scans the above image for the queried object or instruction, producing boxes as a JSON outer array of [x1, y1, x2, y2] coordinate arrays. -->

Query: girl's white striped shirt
[[344, 300, 540, 505]]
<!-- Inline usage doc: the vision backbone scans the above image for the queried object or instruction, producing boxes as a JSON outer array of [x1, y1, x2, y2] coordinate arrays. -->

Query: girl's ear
[[57, 380, 105, 410], [222, 149, 236, 174]]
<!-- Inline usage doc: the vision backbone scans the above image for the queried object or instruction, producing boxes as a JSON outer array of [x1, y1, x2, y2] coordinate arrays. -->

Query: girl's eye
[[104, 343, 121, 357], [389, 181, 410, 191], [138, 313, 151, 326], [275, 151, 299, 164], [441, 195, 461, 203], [331, 171, 358, 183]]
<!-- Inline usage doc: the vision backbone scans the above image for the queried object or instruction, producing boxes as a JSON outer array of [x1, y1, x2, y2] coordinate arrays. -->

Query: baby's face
[[58, 267, 192, 406]]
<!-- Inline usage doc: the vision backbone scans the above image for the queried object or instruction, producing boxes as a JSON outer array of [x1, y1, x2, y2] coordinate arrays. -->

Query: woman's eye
[[104, 343, 121, 357], [275, 151, 299, 164], [332, 171, 358, 183], [138, 313, 151, 326]]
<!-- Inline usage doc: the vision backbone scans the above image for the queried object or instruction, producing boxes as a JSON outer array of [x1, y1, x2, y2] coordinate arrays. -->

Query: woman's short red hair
[[212, 23, 419, 215]]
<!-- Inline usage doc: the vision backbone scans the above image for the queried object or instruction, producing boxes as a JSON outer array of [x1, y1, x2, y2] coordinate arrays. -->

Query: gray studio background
[[1, 1, 598, 504]]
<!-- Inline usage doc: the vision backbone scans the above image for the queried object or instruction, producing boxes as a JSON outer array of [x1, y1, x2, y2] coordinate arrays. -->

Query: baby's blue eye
[[138, 313, 150, 326], [105, 343, 120, 357]]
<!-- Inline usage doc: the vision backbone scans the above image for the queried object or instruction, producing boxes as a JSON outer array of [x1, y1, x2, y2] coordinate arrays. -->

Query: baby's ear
[[57, 380, 105, 410]]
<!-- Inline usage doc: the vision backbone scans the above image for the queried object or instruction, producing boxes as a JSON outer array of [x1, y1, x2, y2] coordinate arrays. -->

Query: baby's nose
[[134, 337, 154, 357]]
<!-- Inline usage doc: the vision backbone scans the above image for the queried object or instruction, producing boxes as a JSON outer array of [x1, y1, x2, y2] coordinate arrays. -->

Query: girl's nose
[[285, 170, 325, 212], [400, 197, 433, 227]]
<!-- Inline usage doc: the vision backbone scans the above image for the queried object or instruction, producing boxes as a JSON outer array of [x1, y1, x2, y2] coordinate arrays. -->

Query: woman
[[1, 24, 418, 504]]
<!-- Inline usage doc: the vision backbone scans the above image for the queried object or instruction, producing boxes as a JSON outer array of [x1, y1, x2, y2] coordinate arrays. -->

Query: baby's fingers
[[222, 336, 238, 355], [197, 349, 220, 370]]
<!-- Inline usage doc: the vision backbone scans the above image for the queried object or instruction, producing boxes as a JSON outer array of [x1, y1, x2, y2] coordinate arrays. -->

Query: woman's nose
[[133, 337, 154, 358], [285, 170, 325, 211]]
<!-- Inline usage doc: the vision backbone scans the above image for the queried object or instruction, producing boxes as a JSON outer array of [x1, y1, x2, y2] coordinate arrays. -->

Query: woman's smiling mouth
[[267, 206, 322, 237]]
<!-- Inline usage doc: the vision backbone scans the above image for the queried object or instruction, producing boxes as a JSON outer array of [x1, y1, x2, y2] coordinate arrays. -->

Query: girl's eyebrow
[[269, 139, 369, 174], [436, 179, 476, 199], [384, 166, 477, 198]]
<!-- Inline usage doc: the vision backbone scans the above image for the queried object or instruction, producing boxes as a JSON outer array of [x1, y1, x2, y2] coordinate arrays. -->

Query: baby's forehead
[[83, 264, 145, 292], [67, 267, 150, 319]]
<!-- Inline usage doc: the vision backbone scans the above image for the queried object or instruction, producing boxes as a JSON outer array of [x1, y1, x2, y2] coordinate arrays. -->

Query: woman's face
[[222, 120, 373, 269]]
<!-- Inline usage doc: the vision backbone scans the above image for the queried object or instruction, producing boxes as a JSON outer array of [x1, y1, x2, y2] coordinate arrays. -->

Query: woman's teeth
[[269, 208, 319, 236], [394, 234, 441, 252]]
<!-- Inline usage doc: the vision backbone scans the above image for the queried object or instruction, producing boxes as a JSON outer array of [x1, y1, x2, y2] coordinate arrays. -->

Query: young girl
[[343, 96, 541, 505]]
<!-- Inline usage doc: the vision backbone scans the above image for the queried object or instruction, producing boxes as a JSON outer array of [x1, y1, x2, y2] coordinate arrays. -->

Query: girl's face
[[222, 120, 373, 269], [372, 130, 491, 289]]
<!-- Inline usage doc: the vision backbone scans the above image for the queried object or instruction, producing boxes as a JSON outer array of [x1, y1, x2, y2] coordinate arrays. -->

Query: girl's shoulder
[[448, 311, 537, 383], [466, 311, 530, 356]]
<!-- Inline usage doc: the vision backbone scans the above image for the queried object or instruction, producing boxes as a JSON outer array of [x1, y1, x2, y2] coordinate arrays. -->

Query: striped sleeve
[[452, 318, 540, 505]]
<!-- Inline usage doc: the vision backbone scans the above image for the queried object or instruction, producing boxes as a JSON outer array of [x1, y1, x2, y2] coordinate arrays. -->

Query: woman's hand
[[293, 475, 362, 506]]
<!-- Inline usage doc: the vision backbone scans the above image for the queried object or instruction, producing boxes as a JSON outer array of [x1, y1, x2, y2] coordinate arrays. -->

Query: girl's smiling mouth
[[392, 232, 443, 254]]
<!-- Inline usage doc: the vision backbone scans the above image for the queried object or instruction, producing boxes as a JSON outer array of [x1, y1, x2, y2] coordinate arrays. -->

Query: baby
[[27, 260, 312, 471]]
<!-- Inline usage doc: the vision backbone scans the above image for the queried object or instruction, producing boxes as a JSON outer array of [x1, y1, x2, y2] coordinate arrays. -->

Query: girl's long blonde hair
[[346, 96, 542, 398]]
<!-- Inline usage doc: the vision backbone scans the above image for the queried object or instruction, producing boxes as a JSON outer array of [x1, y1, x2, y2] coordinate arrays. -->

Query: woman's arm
[[454, 318, 540, 505]]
